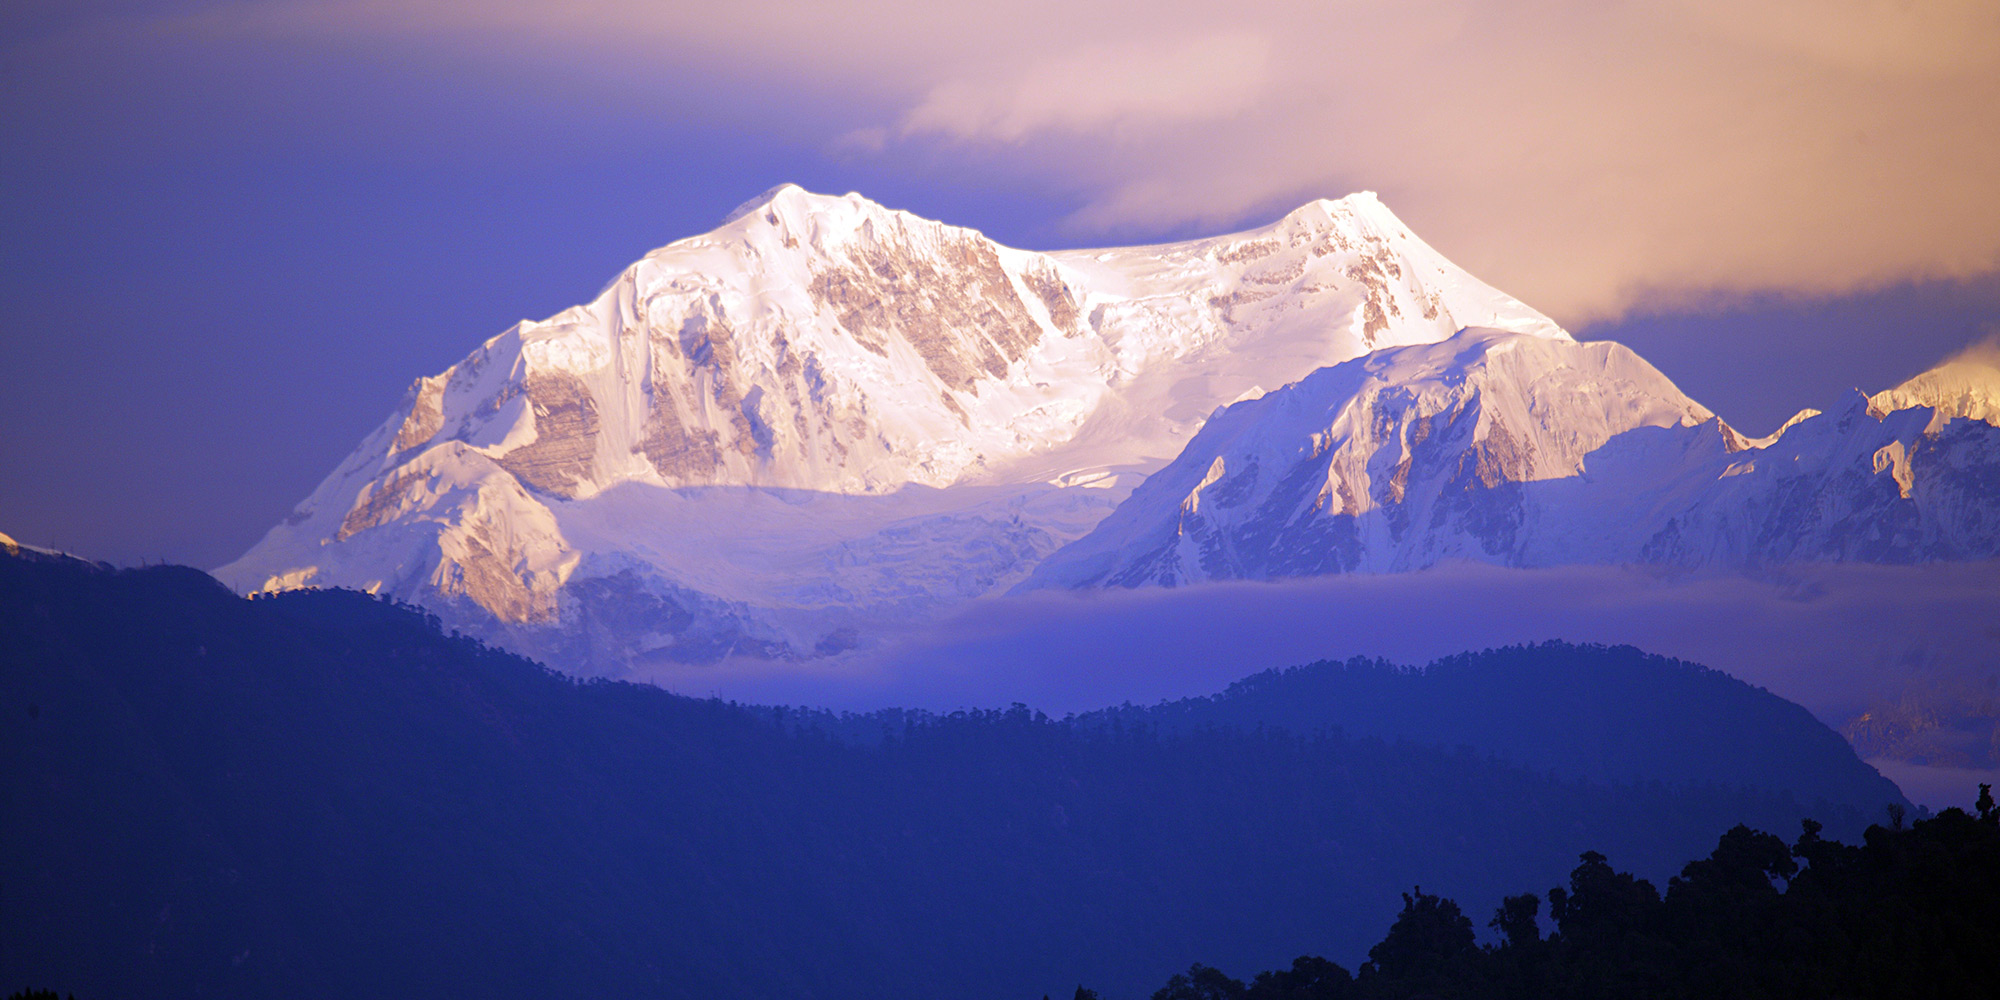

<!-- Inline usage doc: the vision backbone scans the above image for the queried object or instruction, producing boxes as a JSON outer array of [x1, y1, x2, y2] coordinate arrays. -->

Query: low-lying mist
[[668, 561, 2000, 807]]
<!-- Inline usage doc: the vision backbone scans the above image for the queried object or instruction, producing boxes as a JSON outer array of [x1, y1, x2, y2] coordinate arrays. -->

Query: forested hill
[[1, 549, 1896, 1000], [1075, 645, 1903, 810]]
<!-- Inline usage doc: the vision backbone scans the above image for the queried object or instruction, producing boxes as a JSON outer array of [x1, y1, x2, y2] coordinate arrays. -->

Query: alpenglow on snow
[[217, 186, 2000, 674]]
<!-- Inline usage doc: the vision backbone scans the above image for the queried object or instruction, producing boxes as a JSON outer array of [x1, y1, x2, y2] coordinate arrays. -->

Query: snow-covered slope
[[218, 186, 1554, 669], [1018, 328, 1728, 587], [1023, 329, 2000, 589], [1647, 348, 2000, 565], [217, 184, 2000, 671], [1867, 342, 2000, 429]]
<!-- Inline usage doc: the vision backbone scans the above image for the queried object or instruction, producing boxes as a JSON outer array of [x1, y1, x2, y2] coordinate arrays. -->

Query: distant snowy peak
[[1257, 192, 1564, 342], [218, 186, 1564, 657], [1867, 346, 2000, 430], [213, 184, 2000, 672], [354, 184, 1556, 506], [1026, 328, 2000, 591], [433, 184, 1091, 500], [720, 182, 815, 224], [1020, 328, 1721, 588]]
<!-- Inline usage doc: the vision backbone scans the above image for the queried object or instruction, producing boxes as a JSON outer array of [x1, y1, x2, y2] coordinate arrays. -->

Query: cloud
[[1943, 329, 2000, 370], [148, 1, 2000, 322], [900, 33, 1272, 141], [670, 562, 2000, 729]]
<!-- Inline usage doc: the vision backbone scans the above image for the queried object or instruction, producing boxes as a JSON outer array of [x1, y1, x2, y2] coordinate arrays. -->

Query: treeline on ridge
[[1115, 793, 2000, 1000]]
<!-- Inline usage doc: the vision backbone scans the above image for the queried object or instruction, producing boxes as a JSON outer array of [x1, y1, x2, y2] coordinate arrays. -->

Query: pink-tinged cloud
[[173, 0, 1997, 324], [899, 33, 1273, 141]]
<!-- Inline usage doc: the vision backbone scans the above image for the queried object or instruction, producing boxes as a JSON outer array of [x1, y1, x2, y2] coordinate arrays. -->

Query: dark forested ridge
[[1077, 645, 1905, 810], [1139, 798, 2000, 1000], [1, 549, 1905, 1000]]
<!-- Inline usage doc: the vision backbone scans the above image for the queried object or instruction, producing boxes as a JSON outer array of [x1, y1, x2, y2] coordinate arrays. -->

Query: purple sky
[[2, 2, 1997, 569]]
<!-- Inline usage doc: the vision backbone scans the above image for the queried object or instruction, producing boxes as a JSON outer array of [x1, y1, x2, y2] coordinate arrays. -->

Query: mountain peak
[[721, 182, 809, 223], [1018, 327, 1718, 589], [1868, 339, 2000, 427], [1277, 190, 1396, 231], [718, 183, 884, 227], [219, 184, 1578, 665]]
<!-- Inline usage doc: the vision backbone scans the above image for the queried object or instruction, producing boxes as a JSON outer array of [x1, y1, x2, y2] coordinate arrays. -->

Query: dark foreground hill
[[1146, 803, 2000, 1000], [1079, 645, 1905, 810], [1, 549, 1897, 1000]]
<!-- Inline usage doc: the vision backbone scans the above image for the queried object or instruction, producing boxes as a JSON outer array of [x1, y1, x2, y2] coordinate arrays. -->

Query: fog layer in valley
[[677, 560, 2000, 810]]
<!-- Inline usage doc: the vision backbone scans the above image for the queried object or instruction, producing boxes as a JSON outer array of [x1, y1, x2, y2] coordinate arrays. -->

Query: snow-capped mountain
[[1865, 343, 2000, 428], [215, 183, 2000, 671], [218, 185, 1552, 668], [1644, 352, 2000, 566], [1021, 330, 2000, 589]]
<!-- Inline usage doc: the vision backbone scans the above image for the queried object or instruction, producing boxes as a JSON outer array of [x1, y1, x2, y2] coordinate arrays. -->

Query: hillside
[[2, 549, 1892, 999], [1079, 643, 1903, 810]]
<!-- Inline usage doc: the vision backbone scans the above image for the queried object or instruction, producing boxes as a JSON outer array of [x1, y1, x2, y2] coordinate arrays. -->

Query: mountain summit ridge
[[1024, 327, 2000, 590], [1017, 327, 1727, 588], [214, 187, 1999, 673], [1868, 341, 2000, 429], [217, 186, 1557, 666]]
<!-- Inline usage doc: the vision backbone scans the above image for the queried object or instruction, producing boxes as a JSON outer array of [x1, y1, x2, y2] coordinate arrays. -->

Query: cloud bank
[[681, 561, 2000, 811], [672, 562, 2000, 728], [189, 0, 2000, 324]]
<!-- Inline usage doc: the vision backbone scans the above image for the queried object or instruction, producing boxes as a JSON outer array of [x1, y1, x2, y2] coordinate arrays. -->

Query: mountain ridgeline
[[218, 186, 1552, 669], [1075, 644, 1902, 810], [208, 187, 2000, 675], [1, 548, 1904, 1000], [1021, 327, 2000, 590]]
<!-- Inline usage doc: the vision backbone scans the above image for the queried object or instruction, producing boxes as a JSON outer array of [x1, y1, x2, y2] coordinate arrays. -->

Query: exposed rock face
[[494, 372, 602, 498], [806, 227, 1047, 391], [1022, 328, 2000, 591], [218, 185, 1554, 671], [337, 469, 429, 543], [391, 376, 446, 456]]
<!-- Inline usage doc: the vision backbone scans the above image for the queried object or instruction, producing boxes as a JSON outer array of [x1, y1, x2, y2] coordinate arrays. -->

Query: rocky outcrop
[[494, 372, 601, 498]]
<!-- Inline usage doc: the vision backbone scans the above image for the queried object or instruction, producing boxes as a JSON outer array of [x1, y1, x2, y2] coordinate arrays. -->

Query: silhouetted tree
[[1152, 963, 1247, 1000], [1245, 954, 1351, 1000], [1671, 825, 1796, 899], [1548, 851, 1660, 947], [1364, 887, 1477, 984], [1489, 893, 1541, 951], [1162, 794, 2000, 1000]]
